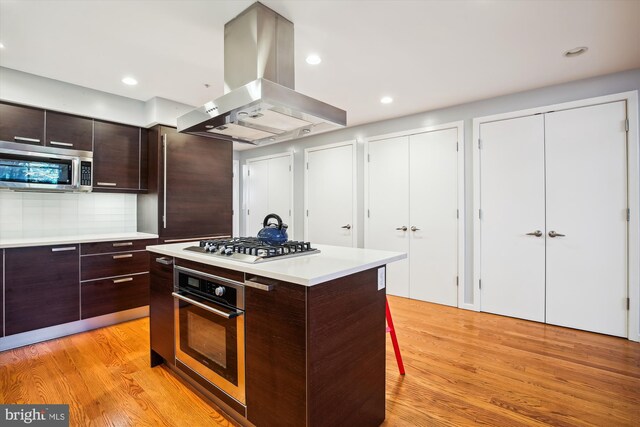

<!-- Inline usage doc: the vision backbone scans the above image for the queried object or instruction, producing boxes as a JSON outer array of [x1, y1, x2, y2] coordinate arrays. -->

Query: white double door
[[304, 142, 356, 247], [245, 153, 293, 237], [366, 127, 460, 306], [479, 101, 628, 337]]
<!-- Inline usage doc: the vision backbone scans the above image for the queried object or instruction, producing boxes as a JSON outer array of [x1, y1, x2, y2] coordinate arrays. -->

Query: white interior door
[[545, 101, 628, 337], [479, 115, 546, 322], [367, 136, 410, 297], [267, 155, 293, 236], [245, 154, 293, 237], [246, 159, 269, 237], [409, 128, 459, 306], [305, 142, 356, 246]]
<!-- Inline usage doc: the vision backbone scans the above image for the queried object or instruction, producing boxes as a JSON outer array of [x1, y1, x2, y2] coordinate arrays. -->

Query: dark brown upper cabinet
[[139, 126, 232, 240], [0, 102, 45, 145], [45, 111, 93, 151], [93, 120, 144, 192]]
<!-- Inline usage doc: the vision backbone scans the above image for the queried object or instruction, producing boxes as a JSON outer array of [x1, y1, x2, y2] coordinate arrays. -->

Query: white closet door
[[545, 101, 628, 337], [306, 143, 355, 246], [267, 155, 293, 236], [409, 128, 458, 306], [246, 159, 269, 237], [245, 155, 292, 237], [367, 136, 410, 297], [480, 115, 546, 322]]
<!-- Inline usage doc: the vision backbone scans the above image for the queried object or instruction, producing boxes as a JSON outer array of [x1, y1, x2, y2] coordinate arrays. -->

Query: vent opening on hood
[[177, 2, 346, 146]]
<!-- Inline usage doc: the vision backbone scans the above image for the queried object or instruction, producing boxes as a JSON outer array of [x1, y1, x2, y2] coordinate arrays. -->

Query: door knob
[[396, 226, 408, 231], [410, 226, 420, 232], [526, 230, 543, 237], [548, 230, 565, 238], [341, 224, 352, 230]]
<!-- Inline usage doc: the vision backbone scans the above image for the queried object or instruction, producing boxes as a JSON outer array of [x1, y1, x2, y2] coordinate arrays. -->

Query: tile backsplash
[[0, 192, 137, 239]]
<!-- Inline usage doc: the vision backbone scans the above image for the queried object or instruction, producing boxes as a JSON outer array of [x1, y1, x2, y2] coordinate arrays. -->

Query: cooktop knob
[[215, 286, 225, 297]]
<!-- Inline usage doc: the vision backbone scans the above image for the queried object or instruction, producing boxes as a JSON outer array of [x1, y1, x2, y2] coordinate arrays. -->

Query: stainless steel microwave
[[0, 141, 93, 192]]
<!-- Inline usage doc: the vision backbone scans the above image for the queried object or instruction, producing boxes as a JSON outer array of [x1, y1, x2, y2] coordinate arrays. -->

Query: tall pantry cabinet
[[138, 126, 233, 242]]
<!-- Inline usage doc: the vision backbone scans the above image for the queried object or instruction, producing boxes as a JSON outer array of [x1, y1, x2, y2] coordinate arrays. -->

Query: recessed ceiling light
[[380, 96, 393, 104], [564, 46, 588, 57], [306, 54, 322, 65], [122, 76, 138, 86]]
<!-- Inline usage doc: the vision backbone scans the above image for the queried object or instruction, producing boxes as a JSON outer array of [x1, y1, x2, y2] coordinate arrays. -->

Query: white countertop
[[0, 232, 159, 249], [146, 241, 407, 286]]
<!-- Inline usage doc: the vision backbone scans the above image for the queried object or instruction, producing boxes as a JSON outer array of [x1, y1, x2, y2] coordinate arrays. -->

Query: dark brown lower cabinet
[[1, 249, 4, 337], [245, 268, 386, 427], [5, 245, 80, 336], [81, 274, 149, 319], [149, 254, 175, 366]]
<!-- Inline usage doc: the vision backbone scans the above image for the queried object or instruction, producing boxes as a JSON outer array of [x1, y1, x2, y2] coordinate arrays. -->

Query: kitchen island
[[146, 241, 406, 427]]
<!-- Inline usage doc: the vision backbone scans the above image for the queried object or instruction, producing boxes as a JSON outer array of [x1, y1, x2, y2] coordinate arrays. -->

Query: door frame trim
[[364, 121, 465, 308], [243, 151, 295, 238], [303, 140, 358, 246], [473, 90, 639, 342]]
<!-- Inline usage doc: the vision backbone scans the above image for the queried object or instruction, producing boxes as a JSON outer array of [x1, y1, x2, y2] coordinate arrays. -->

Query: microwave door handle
[[172, 292, 242, 319]]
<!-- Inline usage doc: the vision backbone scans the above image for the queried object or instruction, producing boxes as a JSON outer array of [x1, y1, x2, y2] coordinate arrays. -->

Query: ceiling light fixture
[[306, 54, 321, 65], [380, 96, 393, 104], [122, 76, 138, 86], [564, 46, 588, 57]]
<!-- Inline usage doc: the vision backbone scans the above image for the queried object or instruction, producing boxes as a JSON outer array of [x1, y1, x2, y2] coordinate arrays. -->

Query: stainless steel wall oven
[[173, 266, 245, 404]]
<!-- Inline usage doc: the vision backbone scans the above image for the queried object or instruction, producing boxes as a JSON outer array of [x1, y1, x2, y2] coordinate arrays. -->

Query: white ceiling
[[1, 0, 639, 133]]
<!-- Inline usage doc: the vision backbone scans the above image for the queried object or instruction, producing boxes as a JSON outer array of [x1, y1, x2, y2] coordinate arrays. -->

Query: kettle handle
[[263, 213, 283, 230]]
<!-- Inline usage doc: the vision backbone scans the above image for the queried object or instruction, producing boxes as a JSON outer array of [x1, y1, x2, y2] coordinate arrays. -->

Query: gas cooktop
[[184, 237, 320, 264]]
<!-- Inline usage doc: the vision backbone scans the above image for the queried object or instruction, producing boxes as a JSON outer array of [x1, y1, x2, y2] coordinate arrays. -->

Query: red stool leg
[[385, 297, 405, 375]]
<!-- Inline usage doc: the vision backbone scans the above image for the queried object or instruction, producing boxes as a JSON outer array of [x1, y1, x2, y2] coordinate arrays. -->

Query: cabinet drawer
[[82, 273, 149, 319], [81, 238, 157, 255], [81, 250, 149, 281]]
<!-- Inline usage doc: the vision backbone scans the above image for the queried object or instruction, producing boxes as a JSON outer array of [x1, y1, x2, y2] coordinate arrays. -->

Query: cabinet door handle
[[411, 226, 420, 232], [51, 246, 77, 252], [112, 242, 133, 247], [155, 257, 173, 265], [548, 230, 566, 238], [97, 182, 117, 187], [14, 136, 40, 143], [341, 224, 352, 230], [112, 254, 133, 259], [113, 277, 134, 284], [49, 141, 74, 147], [244, 278, 274, 291], [395, 226, 407, 231], [162, 134, 168, 229], [526, 230, 543, 237]]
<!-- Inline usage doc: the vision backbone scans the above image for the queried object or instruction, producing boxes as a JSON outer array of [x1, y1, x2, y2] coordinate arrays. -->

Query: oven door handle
[[172, 292, 243, 319]]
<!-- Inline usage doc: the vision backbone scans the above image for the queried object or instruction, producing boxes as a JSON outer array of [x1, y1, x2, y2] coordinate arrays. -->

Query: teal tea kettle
[[257, 213, 289, 245]]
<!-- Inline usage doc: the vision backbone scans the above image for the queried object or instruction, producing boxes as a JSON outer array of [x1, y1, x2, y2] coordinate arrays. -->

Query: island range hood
[[177, 2, 347, 145]]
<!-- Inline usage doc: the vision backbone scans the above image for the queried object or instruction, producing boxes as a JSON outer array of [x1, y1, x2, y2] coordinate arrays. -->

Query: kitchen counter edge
[[146, 242, 406, 286], [0, 232, 159, 249]]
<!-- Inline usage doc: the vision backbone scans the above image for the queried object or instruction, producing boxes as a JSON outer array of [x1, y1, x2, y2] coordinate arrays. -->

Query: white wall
[[0, 192, 137, 239], [0, 67, 194, 127], [239, 68, 640, 310]]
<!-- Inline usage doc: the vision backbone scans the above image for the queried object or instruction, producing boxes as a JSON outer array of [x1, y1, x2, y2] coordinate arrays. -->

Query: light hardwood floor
[[1, 296, 639, 426]]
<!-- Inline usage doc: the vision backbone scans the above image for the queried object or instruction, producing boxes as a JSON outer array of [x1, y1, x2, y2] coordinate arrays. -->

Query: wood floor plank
[[1, 296, 638, 426]]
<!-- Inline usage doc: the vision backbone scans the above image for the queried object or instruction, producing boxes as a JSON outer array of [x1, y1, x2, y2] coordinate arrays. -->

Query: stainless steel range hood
[[177, 2, 346, 145]]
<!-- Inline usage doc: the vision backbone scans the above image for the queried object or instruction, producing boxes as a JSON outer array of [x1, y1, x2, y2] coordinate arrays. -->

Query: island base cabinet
[[245, 268, 386, 427], [149, 254, 175, 366]]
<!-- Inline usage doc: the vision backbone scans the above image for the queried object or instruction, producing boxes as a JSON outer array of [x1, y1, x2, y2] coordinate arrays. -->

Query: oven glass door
[[174, 291, 245, 404]]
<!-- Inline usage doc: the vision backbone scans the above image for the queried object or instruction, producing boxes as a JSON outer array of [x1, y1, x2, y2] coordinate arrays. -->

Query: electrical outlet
[[378, 267, 386, 290]]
